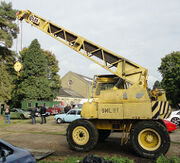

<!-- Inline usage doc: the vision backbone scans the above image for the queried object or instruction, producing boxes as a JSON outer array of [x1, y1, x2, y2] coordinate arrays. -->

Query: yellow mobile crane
[[16, 10, 171, 158]]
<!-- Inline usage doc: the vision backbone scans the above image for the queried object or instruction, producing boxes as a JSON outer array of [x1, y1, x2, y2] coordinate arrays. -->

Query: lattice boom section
[[17, 10, 147, 84]]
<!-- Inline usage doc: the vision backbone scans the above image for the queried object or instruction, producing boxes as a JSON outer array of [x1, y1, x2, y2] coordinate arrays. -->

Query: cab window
[[96, 83, 115, 95]]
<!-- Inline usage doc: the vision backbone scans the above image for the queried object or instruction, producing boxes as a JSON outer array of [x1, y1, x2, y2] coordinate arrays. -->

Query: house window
[[68, 80, 73, 86]]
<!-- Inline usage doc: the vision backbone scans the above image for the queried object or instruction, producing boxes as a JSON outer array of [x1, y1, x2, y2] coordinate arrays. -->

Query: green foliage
[[158, 52, 180, 107], [0, 46, 17, 103], [0, 1, 18, 103], [38, 157, 82, 163], [153, 80, 162, 90], [0, 62, 12, 102], [11, 39, 61, 107], [16, 39, 54, 101], [38, 155, 133, 163], [43, 50, 61, 92], [156, 154, 179, 163], [0, 1, 19, 48], [104, 155, 133, 163], [62, 157, 82, 163]]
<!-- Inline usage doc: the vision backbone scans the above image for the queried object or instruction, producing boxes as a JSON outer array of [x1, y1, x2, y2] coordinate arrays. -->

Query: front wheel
[[130, 121, 170, 159], [66, 119, 98, 151], [20, 114, 25, 119]]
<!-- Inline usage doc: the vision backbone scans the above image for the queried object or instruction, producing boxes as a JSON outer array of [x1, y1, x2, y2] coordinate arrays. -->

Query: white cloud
[[5, 0, 180, 81], [148, 75, 160, 89]]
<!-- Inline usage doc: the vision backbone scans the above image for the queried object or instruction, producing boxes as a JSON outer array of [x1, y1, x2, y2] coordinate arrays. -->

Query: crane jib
[[16, 10, 148, 86]]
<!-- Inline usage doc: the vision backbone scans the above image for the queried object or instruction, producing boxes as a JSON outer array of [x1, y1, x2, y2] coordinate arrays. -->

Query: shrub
[[156, 155, 179, 163]]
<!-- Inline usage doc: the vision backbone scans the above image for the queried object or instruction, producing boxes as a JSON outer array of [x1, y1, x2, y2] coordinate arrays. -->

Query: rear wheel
[[130, 121, 170, 159], [171, 117, 180, 125], [57, 118, 63, 124], [66, 119, 98, 151]]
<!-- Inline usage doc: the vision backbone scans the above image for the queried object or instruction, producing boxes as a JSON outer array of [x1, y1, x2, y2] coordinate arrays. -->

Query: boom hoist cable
[[14, 18, 23, 76]]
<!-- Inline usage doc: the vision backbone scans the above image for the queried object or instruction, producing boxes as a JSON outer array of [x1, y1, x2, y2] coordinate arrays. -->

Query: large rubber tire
[[66, 119, 98, 151], [130, 120, 170, 159], [98, 130, 111, 142]]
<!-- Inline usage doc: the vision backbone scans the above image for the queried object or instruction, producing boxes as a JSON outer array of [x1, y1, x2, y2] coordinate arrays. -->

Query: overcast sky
[[4, 0, 180, 87]]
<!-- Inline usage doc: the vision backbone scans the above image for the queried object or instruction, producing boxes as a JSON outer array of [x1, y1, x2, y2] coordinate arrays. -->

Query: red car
[[46, 107, 61, 115], [163, 119, 177, 132]]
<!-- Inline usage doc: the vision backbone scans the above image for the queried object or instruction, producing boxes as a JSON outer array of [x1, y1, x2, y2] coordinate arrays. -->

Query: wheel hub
[[138, 128, 161, 151], [145, 134, 153, 143], [72, 126, 89, 145]]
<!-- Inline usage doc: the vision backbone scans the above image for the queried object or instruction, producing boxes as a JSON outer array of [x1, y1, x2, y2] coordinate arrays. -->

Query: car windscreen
[[68, 110, 76, 115], [0, 143, 13, 158]]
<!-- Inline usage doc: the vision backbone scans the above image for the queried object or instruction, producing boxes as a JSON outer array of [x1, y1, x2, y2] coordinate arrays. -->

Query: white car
[[54, 109, 81, 124], [166, 110, 180, 125]]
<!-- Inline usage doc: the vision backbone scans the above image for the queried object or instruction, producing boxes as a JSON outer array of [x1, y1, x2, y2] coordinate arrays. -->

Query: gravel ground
[[0, 116, 180, 162]]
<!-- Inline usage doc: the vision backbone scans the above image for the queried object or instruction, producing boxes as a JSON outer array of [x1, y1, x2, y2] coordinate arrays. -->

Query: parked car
[[163, 119, 177, 132], [165, 110, 180, 125], [46, 107, 61, 115], [0, 139, 36, 163], [3, 109, 30, 119], [54, 109, 81, 124]]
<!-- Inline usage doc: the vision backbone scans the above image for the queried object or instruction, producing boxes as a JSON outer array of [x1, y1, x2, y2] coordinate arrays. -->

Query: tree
[[0, 1, 19, 104], [17, 39, 54, 101], [153, 80, 161, 90], [0, 46, 17, 103], [0, 62, 12, 102], [158, 51, 180, 107], [43, 50, 61, 92], [0, 1, 19, 48]]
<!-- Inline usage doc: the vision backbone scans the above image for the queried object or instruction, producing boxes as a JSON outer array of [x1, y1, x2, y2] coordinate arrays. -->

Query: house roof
[[57, 88, 84, 98], [61, 71, 93, 85], [73, 72, 93, 84]]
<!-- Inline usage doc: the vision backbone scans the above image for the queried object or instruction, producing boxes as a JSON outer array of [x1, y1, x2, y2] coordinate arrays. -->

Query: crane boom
[[16, 10, 148, 87]]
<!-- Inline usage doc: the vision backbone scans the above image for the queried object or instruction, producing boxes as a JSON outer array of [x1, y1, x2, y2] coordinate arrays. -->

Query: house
[[56, 71, 93, 106], [61, 71, 93, 98], [55, 88, 84, 106]]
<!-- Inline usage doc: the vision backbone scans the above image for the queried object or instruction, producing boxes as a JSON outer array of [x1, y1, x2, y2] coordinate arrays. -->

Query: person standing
[[64, 104, 71, 113], [4, 105, 10, 124], [31, 107, 37, 124], [40, 104, 46, 124]]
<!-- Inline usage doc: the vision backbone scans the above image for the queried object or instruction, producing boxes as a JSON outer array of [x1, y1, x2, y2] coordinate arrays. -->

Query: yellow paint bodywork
[[82, 86, 152, 120]]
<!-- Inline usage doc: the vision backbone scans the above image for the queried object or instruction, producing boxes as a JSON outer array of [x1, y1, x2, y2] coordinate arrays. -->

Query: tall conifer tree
[[17, 39, 54, 100]]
